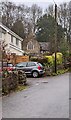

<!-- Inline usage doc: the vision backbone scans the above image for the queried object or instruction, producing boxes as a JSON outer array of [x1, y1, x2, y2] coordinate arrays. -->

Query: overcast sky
[[2, 0, 71, 9]]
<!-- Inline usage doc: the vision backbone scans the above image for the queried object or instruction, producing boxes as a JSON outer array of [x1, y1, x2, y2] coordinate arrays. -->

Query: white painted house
[[0, 22, 24, 55]]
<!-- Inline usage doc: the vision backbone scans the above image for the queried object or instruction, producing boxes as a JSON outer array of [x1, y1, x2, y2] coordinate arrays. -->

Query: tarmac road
[[2, 73, 69, 118]]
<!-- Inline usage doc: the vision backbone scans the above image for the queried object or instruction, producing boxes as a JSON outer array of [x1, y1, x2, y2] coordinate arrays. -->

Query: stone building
[[23, 33, 40, 56], [39, 42, 50, 54]]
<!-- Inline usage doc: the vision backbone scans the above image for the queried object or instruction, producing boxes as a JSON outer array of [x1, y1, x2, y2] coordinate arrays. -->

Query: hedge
[[2, 69, 27, 95]]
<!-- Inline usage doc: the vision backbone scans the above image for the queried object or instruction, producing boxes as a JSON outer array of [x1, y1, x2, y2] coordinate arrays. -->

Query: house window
[[16, 38, 19, 46], [0, 32, 1, 38], [27, 41, 34, 50], [11, 35, 13, 43]]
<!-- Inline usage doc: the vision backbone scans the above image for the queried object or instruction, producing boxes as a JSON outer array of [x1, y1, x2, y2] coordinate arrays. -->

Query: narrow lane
[[2, 73, 69, 118]]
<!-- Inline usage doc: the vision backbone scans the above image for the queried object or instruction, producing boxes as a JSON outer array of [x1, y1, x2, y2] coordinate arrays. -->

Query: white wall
[[2, 31, 23, 55], [10, 46, 23, 55]]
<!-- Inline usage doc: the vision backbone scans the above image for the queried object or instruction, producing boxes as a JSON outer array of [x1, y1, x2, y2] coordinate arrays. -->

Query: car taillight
[[7, 67, 13, 71], [38, 66, 41, 70]]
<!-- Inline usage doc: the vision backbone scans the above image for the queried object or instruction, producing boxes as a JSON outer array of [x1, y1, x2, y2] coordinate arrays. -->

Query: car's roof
[[17, 61, 38, 64]]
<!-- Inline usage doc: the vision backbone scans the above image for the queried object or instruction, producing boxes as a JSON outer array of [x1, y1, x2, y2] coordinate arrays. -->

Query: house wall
[[23, 33, 40, 55], [11, 36, 22, 49], [23, 39, 40, 55], [1, 30, 23, 55], [9, 46, 23, 55]]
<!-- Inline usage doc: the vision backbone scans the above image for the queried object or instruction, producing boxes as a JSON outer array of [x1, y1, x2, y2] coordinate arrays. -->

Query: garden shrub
[[43, 52, 51, 56], [2, 70, 18, 94], [30, 57, 47, 66], [44, 55, 54, 67], [18, 70, 27, 85], [2, 69, 27, 95], [30, 57, 38, 62], [37, 57, 47, 65], [52, 52, 63, 65]]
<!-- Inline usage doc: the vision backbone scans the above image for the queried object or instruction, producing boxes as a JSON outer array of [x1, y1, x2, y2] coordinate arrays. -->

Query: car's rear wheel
[[32, 71, 39, 78]]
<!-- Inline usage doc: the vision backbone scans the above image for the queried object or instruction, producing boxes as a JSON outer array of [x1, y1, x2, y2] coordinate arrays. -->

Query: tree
[[58, 2, 69, 42], [36, 14, 55, 42], [68, 1, 71, 44], [36, 14, 55, 53], [31, 4, 42, 32], [2, 1, 16, 29], [36, 14, 64, 53], [57, 24, 65, 51], [11, 20, 25, 39], [47, 4, 54, 17]]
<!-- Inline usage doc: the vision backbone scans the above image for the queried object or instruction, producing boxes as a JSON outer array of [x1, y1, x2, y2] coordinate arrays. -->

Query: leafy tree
[[36, 14, 64, 53], [36, 14, 55, 42], [57, 24, 65, 50], [59, 40, 69, 57]]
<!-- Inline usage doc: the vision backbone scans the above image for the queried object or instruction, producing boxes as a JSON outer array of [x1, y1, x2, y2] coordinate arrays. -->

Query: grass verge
[[15, 85, 28, 92], [52, 68, 69, 76]]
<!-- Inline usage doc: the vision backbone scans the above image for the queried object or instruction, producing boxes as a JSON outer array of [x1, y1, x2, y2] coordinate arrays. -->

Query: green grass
[[52, 68, 69, 76], [2, 85, 28, 96], [15, 85, 28, 92]]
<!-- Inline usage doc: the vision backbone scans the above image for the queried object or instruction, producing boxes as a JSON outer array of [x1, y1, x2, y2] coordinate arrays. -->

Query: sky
[[2, 0, 71, 9]]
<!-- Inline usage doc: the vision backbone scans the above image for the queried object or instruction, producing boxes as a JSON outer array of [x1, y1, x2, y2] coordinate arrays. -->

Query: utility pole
[[54, 4, 57, 73], [69, 3, 71, 50]]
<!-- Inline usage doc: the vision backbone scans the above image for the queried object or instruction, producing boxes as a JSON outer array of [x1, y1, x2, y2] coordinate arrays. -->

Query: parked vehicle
[[0, 62, 15, 72], [15, 62, 45, 78], [7, 63, 15, 71]]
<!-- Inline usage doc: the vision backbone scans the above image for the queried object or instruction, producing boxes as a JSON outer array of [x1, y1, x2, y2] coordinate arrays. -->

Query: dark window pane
[[11, 36, 13, 43], [16, 62, 27, 67], [16, 39, 19, 46], [27, 41, 34, 50], [27, 62, 36, 67]]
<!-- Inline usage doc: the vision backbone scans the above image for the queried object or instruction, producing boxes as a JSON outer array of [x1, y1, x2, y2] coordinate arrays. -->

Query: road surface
[[2, 73, 69, 118]]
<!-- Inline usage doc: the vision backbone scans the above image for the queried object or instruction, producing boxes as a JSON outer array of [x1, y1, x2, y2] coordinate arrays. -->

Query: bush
[[30, 57, 47, 66], [2, 69, 27, 95], [18, 70, 26, 85], [44, 55, 54, 67], [2, 70, 18, 94], [30, 57, 38, 62], [38, 57, 47, 65], [52, 52, 63, 65], [42, 52, 51, 56]]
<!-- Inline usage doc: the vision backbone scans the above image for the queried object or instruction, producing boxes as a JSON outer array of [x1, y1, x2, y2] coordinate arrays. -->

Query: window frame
[[16, 38, 19, 46], [27, 41, 34, 50], [27, 62, 36, 67]]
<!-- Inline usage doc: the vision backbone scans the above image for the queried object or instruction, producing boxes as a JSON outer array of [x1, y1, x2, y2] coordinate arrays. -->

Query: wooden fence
[[7, 53, 29, 65], [16, 55, 29, 64]]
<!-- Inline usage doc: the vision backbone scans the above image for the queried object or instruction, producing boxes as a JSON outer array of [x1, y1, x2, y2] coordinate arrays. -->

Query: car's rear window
[[27, 62, 36, 67], [38, 63, 43, 67]]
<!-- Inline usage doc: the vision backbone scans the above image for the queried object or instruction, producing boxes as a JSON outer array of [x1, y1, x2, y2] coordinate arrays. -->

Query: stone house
[[39, 42, 50, 54], [23, 33, 40, 56]]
